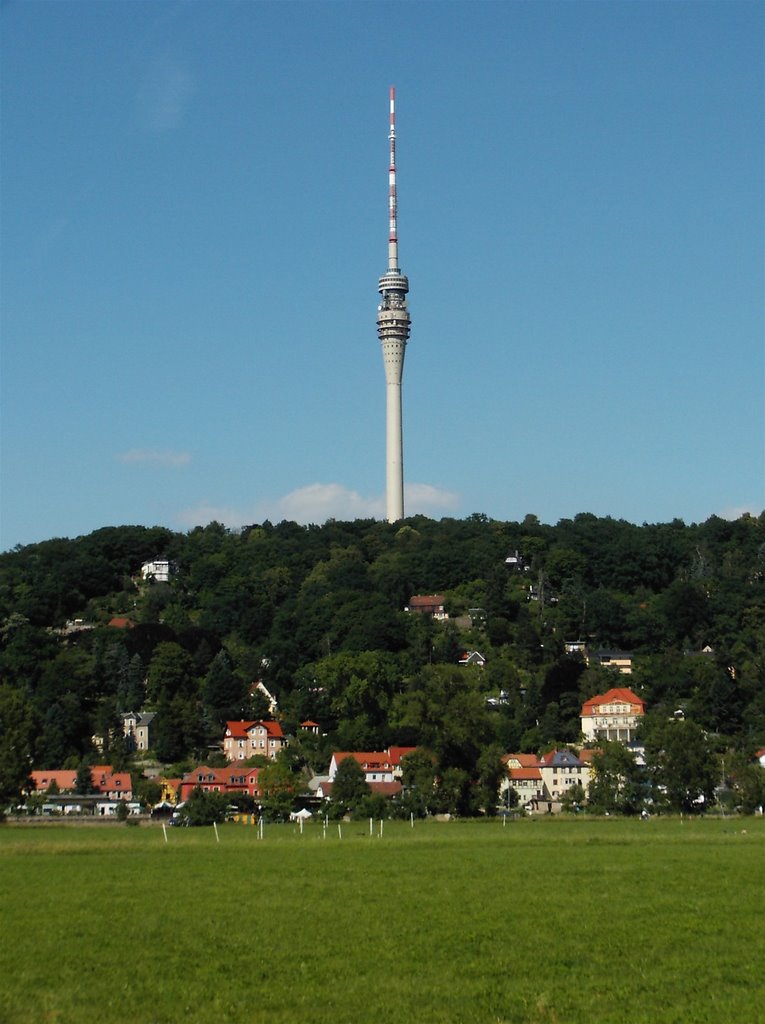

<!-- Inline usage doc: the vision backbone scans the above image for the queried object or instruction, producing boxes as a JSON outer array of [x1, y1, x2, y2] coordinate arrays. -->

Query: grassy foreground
[[1, 816, 763, 1024]]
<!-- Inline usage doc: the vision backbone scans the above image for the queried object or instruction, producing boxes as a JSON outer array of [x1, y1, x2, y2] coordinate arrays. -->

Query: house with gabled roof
[[458, 650, 486, 668], [315, 779, 402, 801], [123, 710, 156, 751], [30, 766, 133, 801], [500, 750, 592, 810], [581, 687, 645, 743], [537, 749, 592, 801], [179, 765, 261, 802], [500, 754, 545, 807], [405, 595, 448, 620], [328, 747, 416, 784], [223, 720, 286, 762], [157, 777, 182, 805]]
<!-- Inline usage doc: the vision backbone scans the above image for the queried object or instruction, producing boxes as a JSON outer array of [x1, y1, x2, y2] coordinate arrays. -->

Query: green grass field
[[1, 816, 763, 1024]]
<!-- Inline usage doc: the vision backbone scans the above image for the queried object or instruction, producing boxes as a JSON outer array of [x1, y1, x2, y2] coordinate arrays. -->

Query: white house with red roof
[[328, 746, 416, 784], [580, 687, 646, 743], [223, 720, 286, 762], [501, 750, 594, 809], [500, 753, 545, 806]]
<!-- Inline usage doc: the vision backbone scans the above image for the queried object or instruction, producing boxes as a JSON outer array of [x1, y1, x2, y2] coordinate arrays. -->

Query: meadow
[[0, 816, 763, 1024]]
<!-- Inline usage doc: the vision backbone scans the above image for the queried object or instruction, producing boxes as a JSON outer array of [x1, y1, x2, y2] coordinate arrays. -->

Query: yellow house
[[157, 778, 182, 804]]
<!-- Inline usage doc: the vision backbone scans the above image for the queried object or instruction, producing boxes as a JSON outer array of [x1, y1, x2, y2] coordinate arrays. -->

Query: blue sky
[[1, 0, 763, 550]]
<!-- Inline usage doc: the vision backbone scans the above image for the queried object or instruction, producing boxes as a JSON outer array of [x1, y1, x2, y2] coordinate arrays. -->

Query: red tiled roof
[[509, 767, 542, 781], [387, 746, 417, 765], [332, 748, 415, 772], [31, 770, 77, 792], [577, 748, 600, 763], [581, 687, 645, 716], [502, 753, 539, 768], [333, 752, 392, 770], [179, 764, 262, 797], [107, 617, 134, 629], [30, 767, 132, 796], [225, 719, 284, 739], [408, 595, 445, 607]]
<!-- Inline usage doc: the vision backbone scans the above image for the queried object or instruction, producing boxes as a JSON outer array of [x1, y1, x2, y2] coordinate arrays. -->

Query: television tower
[[377, 86, 411, 523]]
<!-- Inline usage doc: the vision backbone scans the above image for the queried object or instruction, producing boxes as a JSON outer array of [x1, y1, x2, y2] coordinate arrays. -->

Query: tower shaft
[[377, 87, 411, 523]]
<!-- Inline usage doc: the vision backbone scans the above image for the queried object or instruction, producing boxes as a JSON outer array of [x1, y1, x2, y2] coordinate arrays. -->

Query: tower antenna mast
[[377, 87, 411, 523], [388, 86, 399, 271]]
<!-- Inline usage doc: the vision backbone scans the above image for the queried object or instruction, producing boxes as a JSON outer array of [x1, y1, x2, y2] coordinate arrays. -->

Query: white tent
[[290, 808, 313, 820]]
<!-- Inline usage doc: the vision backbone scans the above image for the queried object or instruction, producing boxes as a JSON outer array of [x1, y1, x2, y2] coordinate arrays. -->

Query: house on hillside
[[316, 779, 402, 801], [123, 710, 156, 751], [564, 640, 587, 656], [157, 777, 182, 805], [141, 559, 176, 583], [580, 687, 645, 743], [537, 749, 591, 801], [504, 551, 527, 571], [223, 720, 286, 762], [588, 649, 634, 674], [30, 766, 133, 801], [405, 595, 448, 620], [458, 650, 486, 668], [179, 766, 261, 802], [500, 754, 545, 807], [328, 747, 416, 784]]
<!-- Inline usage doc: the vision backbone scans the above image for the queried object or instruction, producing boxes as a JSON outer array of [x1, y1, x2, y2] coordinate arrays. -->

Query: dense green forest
[[1, 512, 764, 810]]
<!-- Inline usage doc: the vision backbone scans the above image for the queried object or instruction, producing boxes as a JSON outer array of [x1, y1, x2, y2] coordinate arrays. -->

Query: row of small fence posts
[[161, 810, 419, 843]]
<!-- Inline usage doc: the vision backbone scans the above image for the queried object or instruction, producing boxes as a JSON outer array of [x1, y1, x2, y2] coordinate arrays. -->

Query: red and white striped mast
[[376, 86, 411, 523], [388, 86, 399, 272]]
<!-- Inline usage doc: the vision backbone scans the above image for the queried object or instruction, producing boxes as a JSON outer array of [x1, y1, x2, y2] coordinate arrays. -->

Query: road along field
[[1, 816, 763, 1024]]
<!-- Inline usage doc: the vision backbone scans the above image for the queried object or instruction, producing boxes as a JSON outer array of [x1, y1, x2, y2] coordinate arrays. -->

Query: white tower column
[[376, 87, 411, 524]]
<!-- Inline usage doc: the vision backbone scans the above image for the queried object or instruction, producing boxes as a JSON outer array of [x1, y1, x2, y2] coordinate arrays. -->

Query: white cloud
[[276, 483, 383, 523], [176, 481, 461, 531], [718, 504, 763, 521], [405, 482, 461, 514], [117, 448, 191, 467]]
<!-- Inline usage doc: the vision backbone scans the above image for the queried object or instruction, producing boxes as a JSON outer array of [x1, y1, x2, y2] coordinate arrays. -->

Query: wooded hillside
[[1, 512, 763, 784]]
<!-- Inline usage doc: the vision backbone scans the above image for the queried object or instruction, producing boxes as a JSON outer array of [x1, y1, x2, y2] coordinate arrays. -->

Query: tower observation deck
[[376, 87, 411, 523]]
